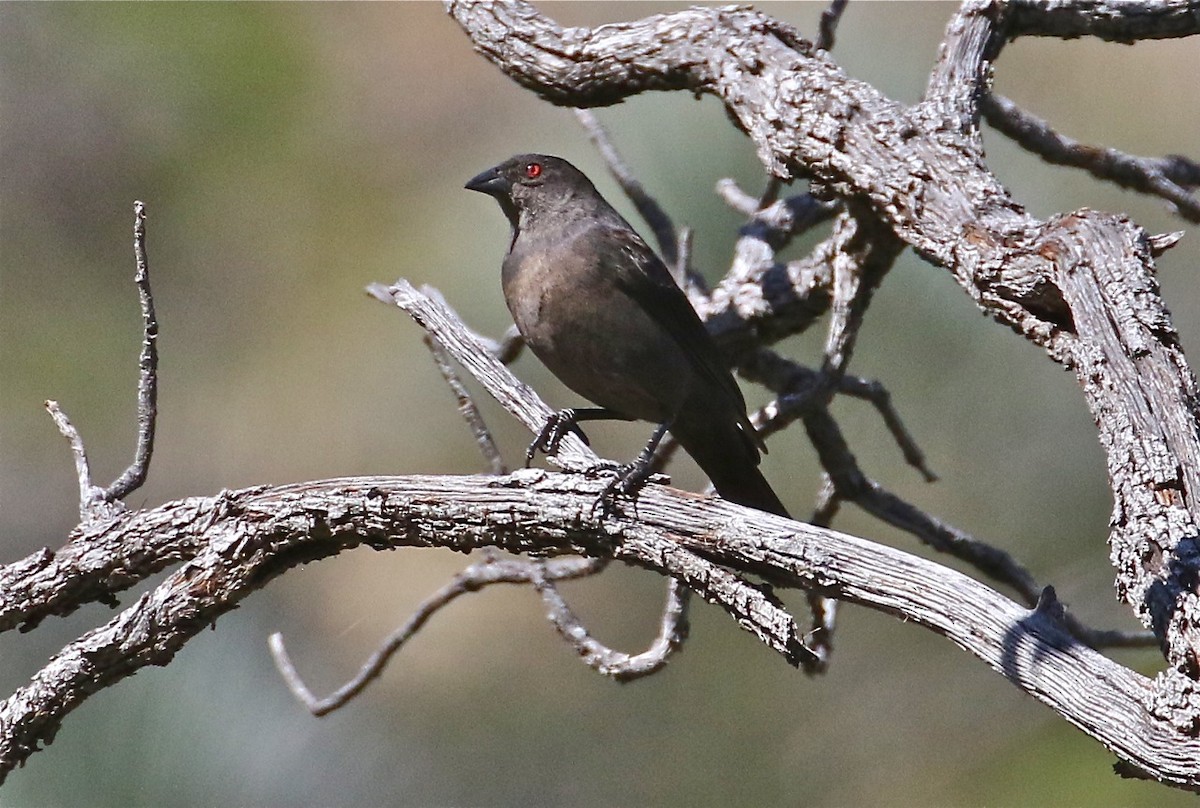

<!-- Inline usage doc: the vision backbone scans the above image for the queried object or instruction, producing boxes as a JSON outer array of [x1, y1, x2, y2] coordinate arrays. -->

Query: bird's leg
[[527, 407, 631, 467], [595, 421, 672, 515]]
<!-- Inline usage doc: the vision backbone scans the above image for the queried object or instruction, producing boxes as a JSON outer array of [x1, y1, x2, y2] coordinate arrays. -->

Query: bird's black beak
[[465, 165, 509, 197]]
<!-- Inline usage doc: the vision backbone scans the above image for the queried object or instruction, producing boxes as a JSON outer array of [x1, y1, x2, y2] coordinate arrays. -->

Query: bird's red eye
[[525, 162, 542, 179]]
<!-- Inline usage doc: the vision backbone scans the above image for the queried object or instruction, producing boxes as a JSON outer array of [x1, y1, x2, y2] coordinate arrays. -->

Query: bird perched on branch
[[466, 153, 787, 517]]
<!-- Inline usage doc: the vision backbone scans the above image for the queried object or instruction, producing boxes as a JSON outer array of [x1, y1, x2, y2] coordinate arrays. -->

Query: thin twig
[[424, 335, 507, 475], [718, 177, 769, 216], [44, 400, 106, 520], [673, 225, 692, 286], [743, 347, 937, 481], [575, 108, 711, 296], [574, 108, 679, 265], [816, 0, 849, 52], [758, 176, 783, 208], [716, 178, 840, 249], [270, 556, 609, 715], [533, 566, 691, 681], [368, 281, 598, 473], [811, 474, 840, 526], [982, 93, 1200, 223], [836, 374, 937, 482], [107, 201, 159, 501], [802, 475, 841, 674], [493, 324, 525, 364]]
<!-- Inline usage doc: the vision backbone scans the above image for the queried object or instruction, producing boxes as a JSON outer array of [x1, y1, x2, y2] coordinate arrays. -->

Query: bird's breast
[[500, 238, 691, 421]]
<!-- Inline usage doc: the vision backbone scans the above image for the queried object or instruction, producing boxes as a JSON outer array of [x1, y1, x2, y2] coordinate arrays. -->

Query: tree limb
[[3, 471, 1195, 784], [446, 0, 1200, 730]]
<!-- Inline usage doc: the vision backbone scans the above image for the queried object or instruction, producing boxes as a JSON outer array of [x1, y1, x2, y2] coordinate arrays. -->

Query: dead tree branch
[[4, 467, 1196, 784], [447, 0, 1200, 743]]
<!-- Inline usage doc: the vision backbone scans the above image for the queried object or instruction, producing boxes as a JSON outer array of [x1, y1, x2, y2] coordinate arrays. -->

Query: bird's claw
[[591, 460, 656, 518], [526, 409, 591, 467], [582, 459, 625, 476]]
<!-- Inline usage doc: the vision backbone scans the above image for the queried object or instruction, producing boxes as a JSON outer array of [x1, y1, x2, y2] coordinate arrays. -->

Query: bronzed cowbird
[[466, 154, 787, 517]]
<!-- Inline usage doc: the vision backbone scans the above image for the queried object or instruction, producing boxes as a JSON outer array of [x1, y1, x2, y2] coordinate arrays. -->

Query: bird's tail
[[671, 411, 789, 517]]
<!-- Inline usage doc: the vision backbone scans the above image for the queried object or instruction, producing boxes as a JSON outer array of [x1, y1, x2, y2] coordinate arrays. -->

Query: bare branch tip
[[1148, 230, 1185, 257], [104, 200, 161, 503], [268, 632, 323, 714], [44, 397, 92, 484], [715, 177, 758, 215], [816, 0, 849, 53], [365, 282, 397, 303]]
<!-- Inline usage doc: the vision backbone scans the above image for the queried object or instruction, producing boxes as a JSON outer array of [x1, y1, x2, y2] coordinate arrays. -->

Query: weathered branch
[[446, 0, 1200, 729], [8, 0, 1198, 794], [3, 268, 1190, 767], [4, 472, 1195, 784], [1007, 0, 1200, 42]]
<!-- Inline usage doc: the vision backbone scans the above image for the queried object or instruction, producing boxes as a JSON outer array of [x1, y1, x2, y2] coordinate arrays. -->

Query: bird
[[465, 154, 787, 517]]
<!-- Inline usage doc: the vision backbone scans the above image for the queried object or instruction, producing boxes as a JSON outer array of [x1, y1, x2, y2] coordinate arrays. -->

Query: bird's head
[[465, 154, 598, 230]]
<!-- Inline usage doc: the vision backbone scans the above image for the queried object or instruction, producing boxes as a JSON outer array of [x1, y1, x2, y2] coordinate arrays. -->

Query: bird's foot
[[526, 409, 591, 467], [592, 459, 659, 518], [583, 459, 626, 475], [590, 422, 672, 517]]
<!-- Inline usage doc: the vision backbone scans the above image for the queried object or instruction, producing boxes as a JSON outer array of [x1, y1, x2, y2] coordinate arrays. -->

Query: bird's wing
[[589, 222, 767, 453]]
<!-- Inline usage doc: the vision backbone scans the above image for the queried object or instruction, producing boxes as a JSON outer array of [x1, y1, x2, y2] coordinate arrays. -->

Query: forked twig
[[270, 556, 610, 715], [47, 201, 160, 521]]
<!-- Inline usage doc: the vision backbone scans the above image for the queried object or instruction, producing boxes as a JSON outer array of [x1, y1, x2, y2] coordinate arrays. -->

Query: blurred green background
[[2, 2, 1197, 806]]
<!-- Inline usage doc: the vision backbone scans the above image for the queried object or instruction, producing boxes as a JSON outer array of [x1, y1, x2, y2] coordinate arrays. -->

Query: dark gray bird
[[466, 154, 787, 517]]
